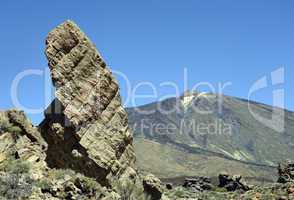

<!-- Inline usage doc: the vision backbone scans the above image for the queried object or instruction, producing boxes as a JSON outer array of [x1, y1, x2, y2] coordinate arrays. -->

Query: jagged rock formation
[[39, 20, 137, 186], [0, 110, 47, 179], [0, 110, 120, 199], [182, 177, 213, 192], [278, 162, 294, 183], [218, 173, 250, 192]]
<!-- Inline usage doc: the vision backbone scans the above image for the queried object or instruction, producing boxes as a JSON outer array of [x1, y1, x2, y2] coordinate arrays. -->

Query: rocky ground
[[163, 168, 294, 200], [165, 182, 294, 200]]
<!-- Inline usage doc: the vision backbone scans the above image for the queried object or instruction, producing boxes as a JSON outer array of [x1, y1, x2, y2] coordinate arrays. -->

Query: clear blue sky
[[0, 0, 293, 124]]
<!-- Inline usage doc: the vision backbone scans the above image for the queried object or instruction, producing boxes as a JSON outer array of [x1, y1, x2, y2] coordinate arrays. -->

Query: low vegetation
[[0, 159, 33, 200], [0, 118, 22, 134], [113, 179, 150, 200]]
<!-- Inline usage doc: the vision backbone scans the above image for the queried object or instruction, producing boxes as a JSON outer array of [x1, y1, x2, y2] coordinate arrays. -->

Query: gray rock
[[182, 177, 213, 192], [166, 183, 173, 190], [143, 174, 163, 200], [218, 173, 250, 192], [278, 162, 294, 183]]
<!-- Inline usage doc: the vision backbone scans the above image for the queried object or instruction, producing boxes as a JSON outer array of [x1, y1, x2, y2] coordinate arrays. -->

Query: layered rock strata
[[40, 20, 137, 186]]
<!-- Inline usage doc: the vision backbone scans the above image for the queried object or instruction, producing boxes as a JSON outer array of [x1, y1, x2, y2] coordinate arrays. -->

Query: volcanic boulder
[[143, 174, 163, 200], [278, 162, 294, 183], [182, 177, 214, 192], [218, 173, 250, 192]]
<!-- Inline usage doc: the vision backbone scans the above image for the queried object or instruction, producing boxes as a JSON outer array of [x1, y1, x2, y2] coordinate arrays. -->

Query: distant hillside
[[127, 92, 294, 180]]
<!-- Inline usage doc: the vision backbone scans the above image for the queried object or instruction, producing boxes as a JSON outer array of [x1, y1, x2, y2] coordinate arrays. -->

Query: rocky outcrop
[[0, 110, 119, 199], [182, 177, 214, 192], [39, 20, 137, 187], [278, 162, 294, 183], [143, 174, 163, 200], [218, 173, 250, 192], [30, 170, 121, 200], [165, 183, 173, 190], [0, 110, 47, 179]]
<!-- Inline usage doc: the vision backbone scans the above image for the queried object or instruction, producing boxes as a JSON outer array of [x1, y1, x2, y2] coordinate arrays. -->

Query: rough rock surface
[[0, 110, 47, 178], [218, 173, 250, 192], [182, 177, 214, 192], [278, 162, 294, 183], [143, 174, 163, 200], [40, 20, 137, 186], [0, 110, 122, 200]]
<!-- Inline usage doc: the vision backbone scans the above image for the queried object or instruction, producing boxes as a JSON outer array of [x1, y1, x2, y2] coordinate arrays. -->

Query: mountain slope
[[127, 92, 294, 180]]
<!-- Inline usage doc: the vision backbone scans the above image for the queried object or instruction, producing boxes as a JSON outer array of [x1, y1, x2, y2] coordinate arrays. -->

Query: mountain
[[127, 91, 294, 181]]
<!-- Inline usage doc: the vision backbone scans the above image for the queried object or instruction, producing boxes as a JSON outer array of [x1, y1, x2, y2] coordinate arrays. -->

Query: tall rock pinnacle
[[40, 20, 137, 186]]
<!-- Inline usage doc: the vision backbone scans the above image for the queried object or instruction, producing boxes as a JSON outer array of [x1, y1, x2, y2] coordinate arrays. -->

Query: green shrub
[[173, 189, 185, 197], [49, 169, 75, 180], [6, 160, 30, 175], [36, 179, 52, 191], [0, 173, 33, 199], [74, 176, 102, 194], [0, 160, 33, 199], [7, 126, 22, 134], [213, 187, 228, 193], [80, 177, 100, 191], [113, 179, 150, 200], [0, 119, 22, 134], [0, 120, 10, 133], [166, 187, 189, 199]]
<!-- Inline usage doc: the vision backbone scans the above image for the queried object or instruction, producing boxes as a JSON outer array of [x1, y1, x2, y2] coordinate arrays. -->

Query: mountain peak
[[181, 90, 199, 98]]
